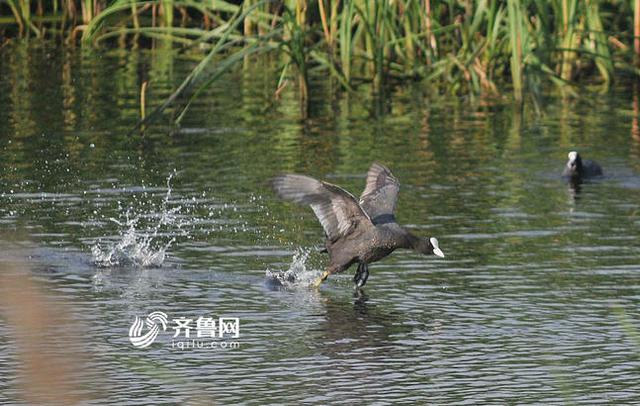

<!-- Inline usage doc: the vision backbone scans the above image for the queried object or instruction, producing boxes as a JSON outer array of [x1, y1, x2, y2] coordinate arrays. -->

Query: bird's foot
[[312, 270, 330, 288], [353, 264, 363, 286], [353, 264, 369, 289]]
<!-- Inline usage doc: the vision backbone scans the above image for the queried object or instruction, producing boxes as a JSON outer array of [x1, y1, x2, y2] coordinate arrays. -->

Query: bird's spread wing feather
[[272, 174, 372, 241], [359, 163, 400, 222]]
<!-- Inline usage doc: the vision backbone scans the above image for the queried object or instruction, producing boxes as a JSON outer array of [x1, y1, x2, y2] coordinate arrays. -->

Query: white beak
[[430, 237, 445, 258]]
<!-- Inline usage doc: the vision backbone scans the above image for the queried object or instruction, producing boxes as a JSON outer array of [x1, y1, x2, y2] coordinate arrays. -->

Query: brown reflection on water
[[0, 243, 92, 405], [631, 86, 640, 172]]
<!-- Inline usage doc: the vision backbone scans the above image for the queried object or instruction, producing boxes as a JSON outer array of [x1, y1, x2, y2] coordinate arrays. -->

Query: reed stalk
[[318, 0, 330, 46], [559, 0, 577, 81], [161, 0, 173, 28], [329, 0, 339, 51], [507, 0, 523, 102], [244, 0, 255, 36], [424, 0, 436, 63], [19, 0, 31, 31], [81, 0, 92, 24], [338, 0, 354, 82], [585, 0, 612, 86], [6, 0, 25, 34]]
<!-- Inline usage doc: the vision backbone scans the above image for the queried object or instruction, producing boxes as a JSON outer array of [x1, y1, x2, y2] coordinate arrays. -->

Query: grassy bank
[[2, 1, 640, 125]]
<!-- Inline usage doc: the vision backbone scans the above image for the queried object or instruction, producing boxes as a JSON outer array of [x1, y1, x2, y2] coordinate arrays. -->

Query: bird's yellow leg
[[312, 270, 331, 288]]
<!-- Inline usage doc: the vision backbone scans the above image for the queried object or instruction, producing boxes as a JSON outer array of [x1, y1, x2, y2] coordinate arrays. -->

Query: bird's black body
[[272, 163, 443, 287], [562, 151, 603, 180]]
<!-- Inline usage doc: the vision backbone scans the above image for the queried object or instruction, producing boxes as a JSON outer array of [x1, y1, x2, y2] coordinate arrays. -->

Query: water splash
[[91, 172, 183, 268], [265, 248, 322, 288]]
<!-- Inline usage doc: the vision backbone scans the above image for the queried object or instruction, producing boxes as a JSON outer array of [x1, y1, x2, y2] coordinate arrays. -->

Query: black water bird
[[272, 163, 444, 288], [562, 151, 603, 180]]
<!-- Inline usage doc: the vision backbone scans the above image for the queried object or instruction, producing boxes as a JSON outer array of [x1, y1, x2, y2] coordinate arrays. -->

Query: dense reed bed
[[2, 1, 640, 123]]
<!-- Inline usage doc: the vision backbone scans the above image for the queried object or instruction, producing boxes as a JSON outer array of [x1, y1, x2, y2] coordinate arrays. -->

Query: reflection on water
[[0, 42, 640, 403]]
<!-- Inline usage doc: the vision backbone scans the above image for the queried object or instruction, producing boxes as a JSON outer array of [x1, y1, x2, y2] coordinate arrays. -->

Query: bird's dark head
[[566, 151, 583, 175], [421, 237, 444, 258]]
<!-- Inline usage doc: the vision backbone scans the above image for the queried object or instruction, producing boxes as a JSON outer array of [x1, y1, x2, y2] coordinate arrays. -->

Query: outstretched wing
[[272, 174, 372, 241], [359, 163, 400, 223]]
